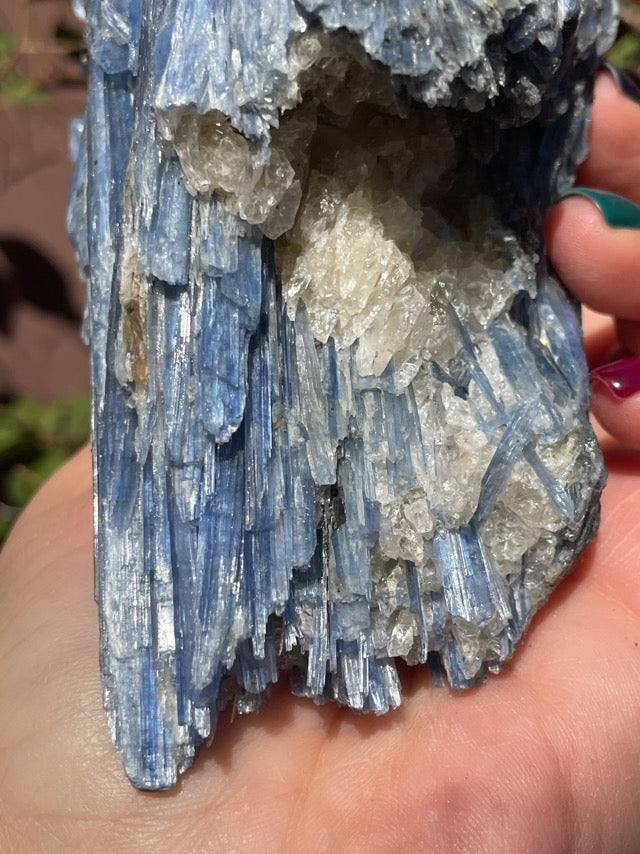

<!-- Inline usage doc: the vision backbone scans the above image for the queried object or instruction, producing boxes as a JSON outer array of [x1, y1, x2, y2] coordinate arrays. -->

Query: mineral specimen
[[68, 0, 615, 790]]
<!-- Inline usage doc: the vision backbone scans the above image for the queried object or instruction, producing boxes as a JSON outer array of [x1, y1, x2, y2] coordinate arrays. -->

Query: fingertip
[[544, 194, 605, 304], [582, 307, 617, 370], [590, 356, 640, 451], [545, 195, 640, 318], [597, 62, 640, 109], [576, 69, 640, 196]]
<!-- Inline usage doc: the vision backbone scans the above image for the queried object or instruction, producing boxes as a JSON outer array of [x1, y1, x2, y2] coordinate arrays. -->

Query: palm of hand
[[1, 440, 639, 851]]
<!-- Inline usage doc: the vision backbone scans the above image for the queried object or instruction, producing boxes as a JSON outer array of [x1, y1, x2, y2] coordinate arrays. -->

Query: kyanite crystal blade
[[68, 0, 614, 789]]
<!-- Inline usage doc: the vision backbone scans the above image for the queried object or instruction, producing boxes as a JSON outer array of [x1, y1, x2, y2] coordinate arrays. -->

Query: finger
[[590, 355, 640, 449], [576, 68, 640, 204], [582, 306, 616, 369], [581, 312, 640, 372], [545, 193, 640, 318]]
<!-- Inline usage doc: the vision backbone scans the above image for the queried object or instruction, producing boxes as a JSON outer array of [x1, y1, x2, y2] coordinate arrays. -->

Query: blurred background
[[0, 0, 639, 544], [0, 0, 88, 541]]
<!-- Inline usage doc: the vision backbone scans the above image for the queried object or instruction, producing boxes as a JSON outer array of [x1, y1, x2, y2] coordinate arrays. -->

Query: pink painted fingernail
[[590, 355, 640, 400]]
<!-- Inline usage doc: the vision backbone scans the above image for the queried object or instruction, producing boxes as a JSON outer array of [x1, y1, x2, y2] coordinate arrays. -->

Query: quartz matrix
[[68, 0, 615, 789]]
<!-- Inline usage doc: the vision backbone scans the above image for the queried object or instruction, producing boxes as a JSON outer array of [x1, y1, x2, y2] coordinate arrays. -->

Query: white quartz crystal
[[163, 30, 519, 384], [154, 27, 593, 666]]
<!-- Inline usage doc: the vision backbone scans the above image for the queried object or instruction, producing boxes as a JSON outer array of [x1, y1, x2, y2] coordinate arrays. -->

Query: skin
[[2, 73, 640, 852], [546, 70, 640, 450]]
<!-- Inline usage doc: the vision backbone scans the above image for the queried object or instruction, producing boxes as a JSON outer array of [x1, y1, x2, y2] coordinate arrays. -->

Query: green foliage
[[0, 70, 44, 105], [0, 394, 90, 543], [0, 28, 44, 105], [608, 29, 640, 72], [0, 30, 18, 70]]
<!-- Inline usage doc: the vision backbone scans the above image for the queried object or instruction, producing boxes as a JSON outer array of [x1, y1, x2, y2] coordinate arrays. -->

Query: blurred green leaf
[[4, 450, 74, 508], [9, 397, 44, 428], [0, 417, 28, 459], [607, 30, 640, 71], [0, 72, 45, 105], [4, 463, 42, 507], [0, 31, 17, 73], [41, 393, 91, 448], [0, 393, 90, 454], [0, 393, 90, 543], [30, 448, 70, 479], [0, 516, 11, 542]]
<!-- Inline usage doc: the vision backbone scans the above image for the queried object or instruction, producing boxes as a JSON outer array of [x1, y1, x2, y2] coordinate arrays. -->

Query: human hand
[[546, 66, 640, 451], [2, 70, 640, 852]]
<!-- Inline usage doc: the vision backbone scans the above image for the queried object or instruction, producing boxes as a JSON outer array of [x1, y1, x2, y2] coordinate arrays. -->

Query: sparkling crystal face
[[69, 1, 614, 789]]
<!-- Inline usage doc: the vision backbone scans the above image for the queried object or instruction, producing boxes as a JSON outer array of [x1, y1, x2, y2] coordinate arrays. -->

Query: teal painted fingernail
[[556, 188, 640, 229]]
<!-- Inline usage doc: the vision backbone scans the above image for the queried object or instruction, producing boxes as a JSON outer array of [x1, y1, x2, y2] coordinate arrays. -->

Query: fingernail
[[590, 355, 640, 400], [555, 188, 640, 229], [600, 60, 640, 105]]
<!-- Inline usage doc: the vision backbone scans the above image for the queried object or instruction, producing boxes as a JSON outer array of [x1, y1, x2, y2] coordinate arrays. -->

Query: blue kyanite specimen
[[68, 0, 615, 790]]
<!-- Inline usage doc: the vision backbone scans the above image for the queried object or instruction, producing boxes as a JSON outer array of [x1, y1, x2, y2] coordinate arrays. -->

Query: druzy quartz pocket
[[68, 0, 615, 789]]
